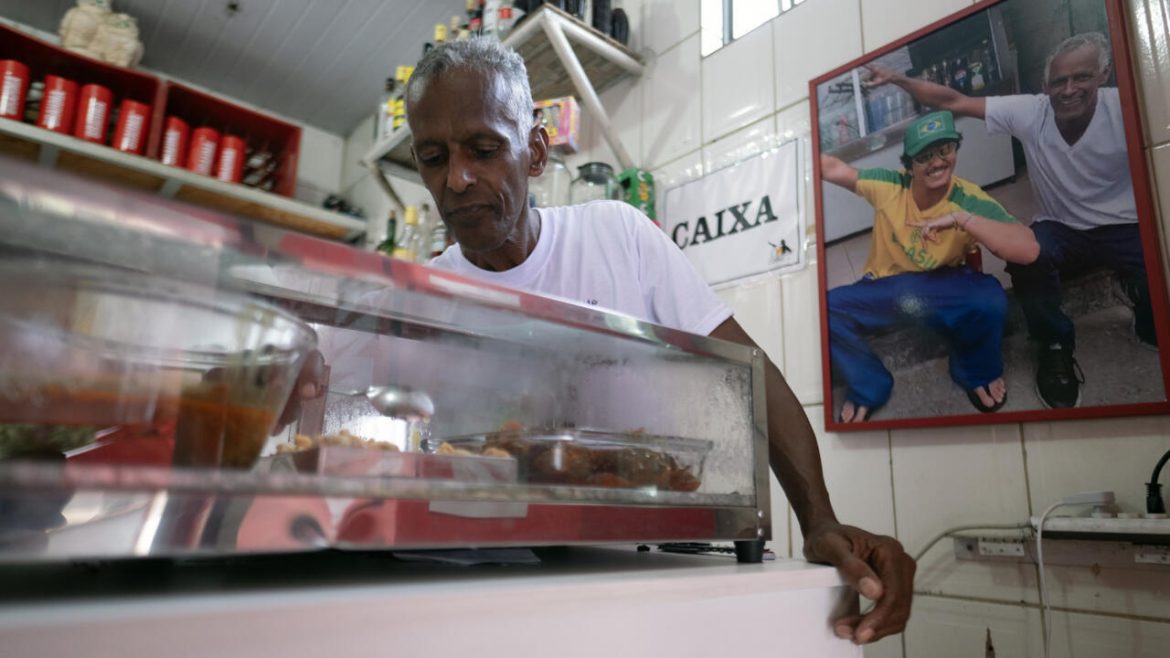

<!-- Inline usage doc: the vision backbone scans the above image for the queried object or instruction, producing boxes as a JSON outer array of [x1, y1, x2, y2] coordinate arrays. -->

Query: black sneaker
[[1036, 343, 1083, 408]]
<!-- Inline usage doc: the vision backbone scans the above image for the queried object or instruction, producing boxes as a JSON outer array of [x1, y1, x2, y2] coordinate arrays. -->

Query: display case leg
[[734, 539, 765, 563]]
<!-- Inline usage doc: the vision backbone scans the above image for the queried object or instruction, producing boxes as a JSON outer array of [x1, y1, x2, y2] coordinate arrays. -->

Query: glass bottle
[[392, 205, 420, 262], [376, 209, 397, 256], [529, 154, 572, 207], [570, 162, 620, 204]]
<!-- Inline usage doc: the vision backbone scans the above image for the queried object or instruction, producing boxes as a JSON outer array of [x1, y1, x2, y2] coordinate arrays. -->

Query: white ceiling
[[0, 0, 464, 135]]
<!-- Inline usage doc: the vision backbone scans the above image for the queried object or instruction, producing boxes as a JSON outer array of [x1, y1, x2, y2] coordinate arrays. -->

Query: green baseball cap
[[903, 111, 961, 157]]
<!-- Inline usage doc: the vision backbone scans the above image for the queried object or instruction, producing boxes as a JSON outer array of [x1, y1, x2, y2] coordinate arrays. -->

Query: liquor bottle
[[392, 206, 420, 261], [428, 221, 448, 259], [376, 209, 398, 256]]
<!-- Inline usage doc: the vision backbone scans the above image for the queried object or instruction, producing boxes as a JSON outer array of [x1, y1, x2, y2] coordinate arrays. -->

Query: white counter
[[0, 546, 862, 657]]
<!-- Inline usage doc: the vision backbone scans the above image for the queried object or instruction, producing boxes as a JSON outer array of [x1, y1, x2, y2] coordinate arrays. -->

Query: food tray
[[267, 446, 518, 485], [430, 427, 712, 492]]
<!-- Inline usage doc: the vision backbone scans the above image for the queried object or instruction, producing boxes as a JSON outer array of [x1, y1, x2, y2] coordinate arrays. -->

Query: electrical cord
[[1147, 448, 1170, 514]]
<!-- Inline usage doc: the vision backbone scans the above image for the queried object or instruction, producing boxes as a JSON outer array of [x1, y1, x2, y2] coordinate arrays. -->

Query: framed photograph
[[809, 0, 1170, 431]]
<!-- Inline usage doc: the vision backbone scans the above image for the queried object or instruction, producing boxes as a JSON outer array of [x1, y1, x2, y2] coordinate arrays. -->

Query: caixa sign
[[662, 139, 805, 287]]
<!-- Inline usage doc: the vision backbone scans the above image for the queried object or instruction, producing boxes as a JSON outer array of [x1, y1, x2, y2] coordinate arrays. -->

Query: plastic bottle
[[392, 206, 420, 261]]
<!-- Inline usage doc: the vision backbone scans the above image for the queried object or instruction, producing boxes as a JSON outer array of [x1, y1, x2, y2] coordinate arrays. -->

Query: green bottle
[[376, 209, 397, 256]]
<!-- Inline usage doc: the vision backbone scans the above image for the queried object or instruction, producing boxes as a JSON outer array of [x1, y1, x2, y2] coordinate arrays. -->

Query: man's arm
[[866, 63, 987, 119], [820, 154, 859, 193], [912, 212, 1039, 265], [709, 317, 915, 644]]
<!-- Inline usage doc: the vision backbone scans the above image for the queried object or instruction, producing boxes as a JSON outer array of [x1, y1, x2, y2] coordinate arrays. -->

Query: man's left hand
[[802, 521, 916, 644]]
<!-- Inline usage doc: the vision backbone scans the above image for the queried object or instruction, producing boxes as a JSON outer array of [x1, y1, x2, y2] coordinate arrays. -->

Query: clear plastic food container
[[432, 426, 712, 492], [0, 261, 316, 469]]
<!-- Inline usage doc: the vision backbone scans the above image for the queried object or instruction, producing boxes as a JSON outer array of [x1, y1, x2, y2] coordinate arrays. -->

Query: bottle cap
[[404, 205, 419, 224]]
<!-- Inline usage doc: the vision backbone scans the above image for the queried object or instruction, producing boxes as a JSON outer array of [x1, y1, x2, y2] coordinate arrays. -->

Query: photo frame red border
[[809, 0, 1170, 432]]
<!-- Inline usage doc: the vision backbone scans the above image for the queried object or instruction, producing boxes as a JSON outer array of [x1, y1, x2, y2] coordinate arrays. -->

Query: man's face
[[910, 140, 958, 192], [407, 69, 545, 253], [1046, 45, 1109, 124]]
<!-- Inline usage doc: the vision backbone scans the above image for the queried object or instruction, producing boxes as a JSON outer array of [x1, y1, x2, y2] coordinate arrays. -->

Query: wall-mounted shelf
[[952, 517, 1170, 569], [0, 117, 365, 241], [361, 3, 644, 209]]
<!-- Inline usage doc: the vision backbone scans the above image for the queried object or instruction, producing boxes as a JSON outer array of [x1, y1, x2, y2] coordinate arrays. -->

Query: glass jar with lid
[[529, 154, 572, 207], [570, 162, 620, 204]]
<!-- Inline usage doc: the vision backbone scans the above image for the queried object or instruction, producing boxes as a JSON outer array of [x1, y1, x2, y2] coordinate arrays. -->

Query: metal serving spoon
[[329, 385, 435, 420]]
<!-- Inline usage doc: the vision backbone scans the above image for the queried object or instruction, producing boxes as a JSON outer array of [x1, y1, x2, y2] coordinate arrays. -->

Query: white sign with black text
[[662, 140, 804, 287]]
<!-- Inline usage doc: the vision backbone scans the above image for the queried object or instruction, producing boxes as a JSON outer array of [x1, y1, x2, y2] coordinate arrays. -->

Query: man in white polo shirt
[[867, 32, 1154, 409]]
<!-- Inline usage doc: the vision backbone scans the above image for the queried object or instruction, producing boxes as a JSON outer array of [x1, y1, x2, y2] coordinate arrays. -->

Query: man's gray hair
[[406, 37, 535, 138], [1044, 32, 1111, 86]]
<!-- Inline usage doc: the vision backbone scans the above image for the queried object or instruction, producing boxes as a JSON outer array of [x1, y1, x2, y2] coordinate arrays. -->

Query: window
[[701, 0, 809, 56]]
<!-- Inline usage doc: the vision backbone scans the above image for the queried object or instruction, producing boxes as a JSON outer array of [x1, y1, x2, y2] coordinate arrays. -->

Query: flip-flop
[[966, 386, 1007, 413]]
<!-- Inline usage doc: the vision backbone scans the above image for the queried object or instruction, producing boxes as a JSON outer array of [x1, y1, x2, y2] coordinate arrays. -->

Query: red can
[[186, 126, 220, 176], [214, 134, 246, 183], [160, 116, 189, 167], [0, 60, 30, 120], [37, 75, 78, 133], [74, 84, 113, 143], [112, 99, 150, 154]]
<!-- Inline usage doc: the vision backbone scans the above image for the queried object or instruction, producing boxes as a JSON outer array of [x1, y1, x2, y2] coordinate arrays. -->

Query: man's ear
[[528, 121, 550, 177]]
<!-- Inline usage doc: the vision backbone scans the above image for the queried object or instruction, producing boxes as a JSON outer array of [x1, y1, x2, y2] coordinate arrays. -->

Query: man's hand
[[863, 63, 903, 89], [803, 521, 916, 644], [909, 213, 968, 243], [275, 348, 326, 431]]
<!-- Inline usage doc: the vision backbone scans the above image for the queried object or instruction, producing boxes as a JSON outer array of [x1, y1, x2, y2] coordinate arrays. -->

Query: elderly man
[[821, 111, 1038, 423], [404, 38, 914, 644], [867, 32, 1155, 410]]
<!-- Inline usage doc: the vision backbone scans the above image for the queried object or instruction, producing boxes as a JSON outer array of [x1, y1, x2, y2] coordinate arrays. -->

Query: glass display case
[[0, 156, 771, 562]]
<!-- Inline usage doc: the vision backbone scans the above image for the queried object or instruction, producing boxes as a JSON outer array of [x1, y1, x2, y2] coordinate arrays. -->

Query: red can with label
[[0, 60, 30, 120], [160, 116, 189, 166], [112, 99, 150, 154], [74, 84, 113, 143], [37, 75, 78, 133], [186, 126, 220, 176], [214, 134, 246, 183]]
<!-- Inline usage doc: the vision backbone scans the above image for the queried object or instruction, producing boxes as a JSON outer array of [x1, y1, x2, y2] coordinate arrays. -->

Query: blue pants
[[828, 268, 1008, 408], [1005, 221, 1151, 349]]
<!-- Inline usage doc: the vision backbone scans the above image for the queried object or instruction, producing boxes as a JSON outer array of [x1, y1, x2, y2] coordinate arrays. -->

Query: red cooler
[[215, 134, 246, 183], [0, 60, 30, 120], [37, 76, 78, 133], [160, 116, 189, 166], [112, 99, 150, 154], [74, 84, 113, 143], [186, 126, 220, 176]]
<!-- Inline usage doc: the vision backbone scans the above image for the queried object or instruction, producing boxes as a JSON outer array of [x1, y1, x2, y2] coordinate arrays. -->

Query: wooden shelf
[[0, 117, 365, 241], [362, 3, 643, 183]]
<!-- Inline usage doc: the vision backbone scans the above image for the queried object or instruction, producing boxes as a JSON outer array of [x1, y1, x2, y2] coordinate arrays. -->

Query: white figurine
[[59, 0, 112, 52], [89, 13, 144, 67]]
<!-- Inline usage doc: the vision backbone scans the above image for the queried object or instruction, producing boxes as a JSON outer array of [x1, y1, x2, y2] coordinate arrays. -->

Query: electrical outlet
[[977, 538, 1026, 557]]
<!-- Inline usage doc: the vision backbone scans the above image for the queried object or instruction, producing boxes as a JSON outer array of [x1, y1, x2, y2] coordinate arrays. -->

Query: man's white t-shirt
[[984, 87, 1136, 230], [430, 200, 732, 336]]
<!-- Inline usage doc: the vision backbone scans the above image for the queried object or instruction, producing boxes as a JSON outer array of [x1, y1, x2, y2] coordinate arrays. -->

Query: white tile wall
[[701, 114, 779, 175], [716, 275, 786, 369], [773, 0, 864, 109], [1129, 0, 1170, 145], [1050, 608, 1170, 657], [891, 423, 1036, 604], [858, 0, 970, 53], [780, 263, 825, 405], [1153, 144, 1170, 282], [701, 24, 776, 142], [641, 0, 700, 54], [641, 34, 703, 168], [650, 149, 704, 220], [904, 596, 1040, 658], [342, 114, 378, 193]]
